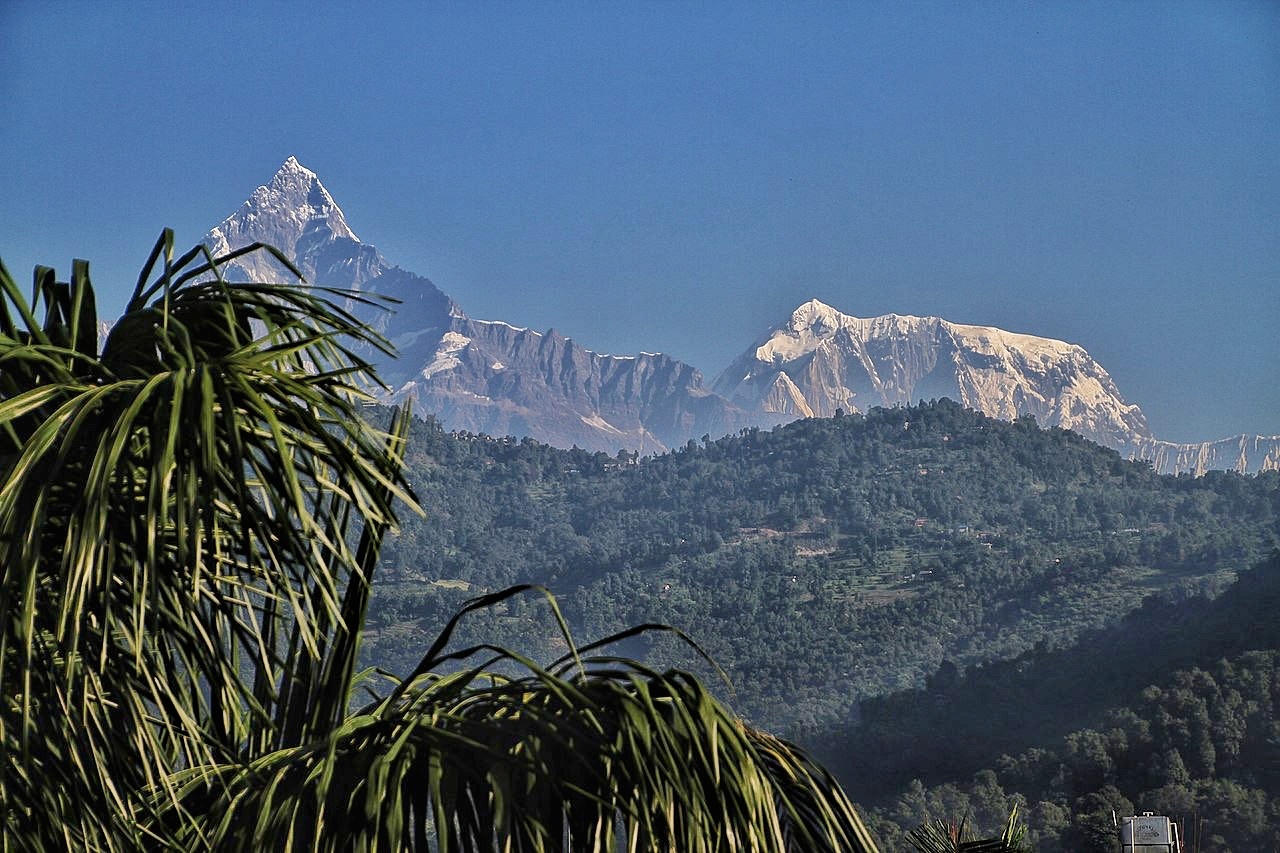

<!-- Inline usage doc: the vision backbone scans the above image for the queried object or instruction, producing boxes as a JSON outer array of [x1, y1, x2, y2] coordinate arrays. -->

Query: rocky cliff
[[714, 299, 1152, 450], [203, 161, 1274, 472], [204, 158, 754, 451]]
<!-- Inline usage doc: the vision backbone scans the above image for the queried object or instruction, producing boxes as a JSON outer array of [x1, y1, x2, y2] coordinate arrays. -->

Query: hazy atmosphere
[[5, 5, 1280, 849], [3, 1, 1276, 442]]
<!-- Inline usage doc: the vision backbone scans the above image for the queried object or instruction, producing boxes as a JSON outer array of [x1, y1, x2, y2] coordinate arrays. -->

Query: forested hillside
[[829, 552, 1280, 851], [367, 400, 1279, 730], [860, 645, 1280, 851], [362, 400, 1279, 849]]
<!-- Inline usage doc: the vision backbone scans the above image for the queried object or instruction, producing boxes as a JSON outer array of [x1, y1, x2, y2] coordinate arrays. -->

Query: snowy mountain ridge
[[715, 300, 1279, 473], [203, 158, 756, 452], [715, 298, 1152, 450], [201, 159, 1276, 473]]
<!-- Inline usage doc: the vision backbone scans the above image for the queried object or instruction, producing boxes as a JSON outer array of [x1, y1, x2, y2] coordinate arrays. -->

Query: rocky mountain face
[[713, 299, 1278, 474], [204, 156, 460, 389], [204, 159, 1275, 472], [389, 320, 767, 453], [204, 158, 756, 452], [714, 299, 1153, 449]]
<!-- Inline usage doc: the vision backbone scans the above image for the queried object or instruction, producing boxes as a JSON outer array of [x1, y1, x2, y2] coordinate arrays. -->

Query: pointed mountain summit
[[714, 299, 1154, 451], [203, 158, 462, 386], [206, 156, 385, 288], [204, 160, 756, 452]]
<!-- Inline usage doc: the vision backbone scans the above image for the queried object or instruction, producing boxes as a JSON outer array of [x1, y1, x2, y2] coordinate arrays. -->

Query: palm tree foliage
[[0, 232, 878, 851], [907, 806, 1030, 853]]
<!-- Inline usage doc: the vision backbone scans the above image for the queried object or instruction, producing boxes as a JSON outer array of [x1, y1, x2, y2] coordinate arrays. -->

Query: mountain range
[[203, 158, 1279, 474]]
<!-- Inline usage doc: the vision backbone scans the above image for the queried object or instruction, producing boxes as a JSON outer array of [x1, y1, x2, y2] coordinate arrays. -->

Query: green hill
[[842, 553, 1280, 851], [366, 399, 1279, 736]]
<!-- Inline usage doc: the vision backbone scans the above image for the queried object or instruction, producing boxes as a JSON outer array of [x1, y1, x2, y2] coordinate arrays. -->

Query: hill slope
[[842, 552, 1280, 851], [365, 399, 1280, 733]]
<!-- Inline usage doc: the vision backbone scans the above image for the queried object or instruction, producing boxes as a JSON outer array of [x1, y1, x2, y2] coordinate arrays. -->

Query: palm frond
[[154, 586, 878, 852], [907, 804, 1029, 853], [0, 231, 414, 847], [1, 232, 880, 853]]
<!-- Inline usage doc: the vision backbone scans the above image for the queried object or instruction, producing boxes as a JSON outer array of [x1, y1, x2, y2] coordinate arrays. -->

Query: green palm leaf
[[156, 586, 877, 852], [907, 805, 1030, 853], [0, 231, 878, 852], [0, 231, 410, 847]]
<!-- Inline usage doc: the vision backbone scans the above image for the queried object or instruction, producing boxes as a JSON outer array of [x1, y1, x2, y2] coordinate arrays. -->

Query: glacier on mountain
[[715, 299, 1152, 452], [201, 160, 1273, 473]]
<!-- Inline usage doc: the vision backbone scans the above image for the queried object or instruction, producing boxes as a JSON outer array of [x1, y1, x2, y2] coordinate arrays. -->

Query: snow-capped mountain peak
[[759, 300, 1084, 371], [787, 298, 844, 331], [201, 158, 461, 386], [207, 157, 355, 244], [717, 299, 1153, 450], [198, 163, 1273, 473], [204, 156, 379, 286]]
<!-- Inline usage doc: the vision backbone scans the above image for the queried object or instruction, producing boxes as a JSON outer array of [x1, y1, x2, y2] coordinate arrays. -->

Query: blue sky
[[2, 2, 1276, 442]]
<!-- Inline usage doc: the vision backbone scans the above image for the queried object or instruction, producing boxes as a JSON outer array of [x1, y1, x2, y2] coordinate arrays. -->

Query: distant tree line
[[366, 400, 1279, 732]]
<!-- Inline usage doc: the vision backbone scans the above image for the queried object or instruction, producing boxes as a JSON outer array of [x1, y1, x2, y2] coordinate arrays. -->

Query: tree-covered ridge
[[862, 637, 1280, 852], [366, 400, 1280, 732], [809, 550, 1279, 845], [0, 236, 876, 851], [828, 548, 1280, 786]]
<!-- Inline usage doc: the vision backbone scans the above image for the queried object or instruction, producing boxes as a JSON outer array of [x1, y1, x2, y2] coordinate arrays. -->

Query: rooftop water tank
[[1120, 812, 1181, 853]]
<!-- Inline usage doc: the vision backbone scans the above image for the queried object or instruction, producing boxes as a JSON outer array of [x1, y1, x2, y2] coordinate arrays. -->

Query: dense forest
[[835, 552, 1280, 851], [363, 399, 1280, 849], [368, 400, 1278, 722], [858, 642, 1280, 851]]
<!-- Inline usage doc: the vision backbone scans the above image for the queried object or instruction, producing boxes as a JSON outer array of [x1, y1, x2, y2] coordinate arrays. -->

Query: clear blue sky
[[2, 2, 1276, 442]]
